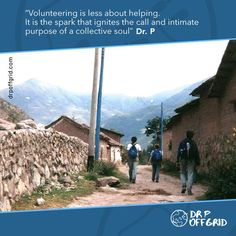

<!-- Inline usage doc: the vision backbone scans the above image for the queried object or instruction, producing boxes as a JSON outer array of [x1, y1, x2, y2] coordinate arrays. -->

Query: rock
[[17, 180, 26, 195], [32, 169, 41, 187], [0, 119, 15, 130], [58, 175, 72, 185], [19, 119, 37, 129], [15, 123, 32, 130], [100, 186, 118, 192], [3, 183, 9, 196], [36, 197, 45, 206], [0, 124, 15, 130], [36, 123, 45, 130], [44, 165, 50, 179], [96, 176, 120, 187], [78, 176, 84, 180]]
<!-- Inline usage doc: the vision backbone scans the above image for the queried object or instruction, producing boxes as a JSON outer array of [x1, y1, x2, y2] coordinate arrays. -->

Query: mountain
[[0, 97, 30, 123], [0, 79, 158, 125], [0, 79, 203, 147], [0, 79, 92, 124], [102, 81, 203, 146]]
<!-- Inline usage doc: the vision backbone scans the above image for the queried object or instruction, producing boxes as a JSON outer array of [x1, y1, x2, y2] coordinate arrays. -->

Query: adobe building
[[46, 116, 124, 163], [164, 40, 236, 173]]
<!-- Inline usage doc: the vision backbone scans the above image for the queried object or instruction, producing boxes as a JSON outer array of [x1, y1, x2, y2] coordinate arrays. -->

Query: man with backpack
[[127, 136, 142, 183], [149, 144, 162, 183], [177, 130, 200, 195]]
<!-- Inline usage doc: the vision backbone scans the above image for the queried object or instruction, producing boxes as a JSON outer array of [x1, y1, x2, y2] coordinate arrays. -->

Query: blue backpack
[[151, 149, 162, 161], [128, 145, 138, 159]]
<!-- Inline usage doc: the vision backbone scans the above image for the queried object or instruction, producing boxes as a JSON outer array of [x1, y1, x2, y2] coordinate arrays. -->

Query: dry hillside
[[0, 97, 30, 123]]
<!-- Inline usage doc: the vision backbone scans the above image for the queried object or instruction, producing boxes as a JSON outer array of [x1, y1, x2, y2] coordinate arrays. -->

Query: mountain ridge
[[0, 79, 203, 147]]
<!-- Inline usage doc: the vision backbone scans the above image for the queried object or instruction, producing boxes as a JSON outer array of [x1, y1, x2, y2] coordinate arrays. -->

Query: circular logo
[[170, 209, 188, 227]]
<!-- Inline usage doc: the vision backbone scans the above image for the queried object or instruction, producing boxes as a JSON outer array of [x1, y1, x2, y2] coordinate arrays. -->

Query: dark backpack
[[179, 140, 192, 159], [151, 149, 162, 161], [128, 144, 138, 159]]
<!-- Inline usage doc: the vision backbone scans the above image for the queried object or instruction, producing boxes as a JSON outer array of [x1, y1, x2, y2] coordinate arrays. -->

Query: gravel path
[[67, 165, 207, 208]]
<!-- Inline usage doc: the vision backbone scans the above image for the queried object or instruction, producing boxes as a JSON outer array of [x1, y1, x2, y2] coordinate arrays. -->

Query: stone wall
[[164, 129, 234, 175], [197, 134, 233, 174], [0, 128, 88, 211]]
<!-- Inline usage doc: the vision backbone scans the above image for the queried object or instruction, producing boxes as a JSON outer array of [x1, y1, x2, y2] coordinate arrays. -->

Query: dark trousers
[[152, 163, 161, 181]]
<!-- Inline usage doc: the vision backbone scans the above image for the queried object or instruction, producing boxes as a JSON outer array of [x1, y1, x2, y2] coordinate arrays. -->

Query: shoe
[[155, 180, 159, 183], [181, 188, 186, 194], [152, 179, 154, 182], [131, 179, 136, 184], [187, 189, 193, 195]]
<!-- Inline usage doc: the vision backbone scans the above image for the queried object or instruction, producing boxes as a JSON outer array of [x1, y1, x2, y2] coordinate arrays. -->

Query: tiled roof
[[46, 115, 123, 147]]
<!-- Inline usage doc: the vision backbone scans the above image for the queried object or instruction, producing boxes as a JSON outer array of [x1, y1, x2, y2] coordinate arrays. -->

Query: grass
[[12, 162, 129, 211], [12, 175, 96, 211], [83, 169, 130, 189], [84, 161, 129, 187]]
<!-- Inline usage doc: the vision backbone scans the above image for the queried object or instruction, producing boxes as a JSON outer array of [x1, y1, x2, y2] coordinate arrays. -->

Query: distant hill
[[0, 79, 203, 147], [0, 79, 92, 124], [0, 97, 30, 123], [102, 81, 203, 146], [0, 79, 170, 125]]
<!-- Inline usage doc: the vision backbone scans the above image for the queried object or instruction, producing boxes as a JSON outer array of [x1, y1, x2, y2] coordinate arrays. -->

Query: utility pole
[[160, 102, 164, 153], [95, 48, 105, 160], [87, 48, 100, 171]]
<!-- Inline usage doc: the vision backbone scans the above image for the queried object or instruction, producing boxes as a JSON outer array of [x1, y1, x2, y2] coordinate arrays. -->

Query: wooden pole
[[87, 48, 100, 171]]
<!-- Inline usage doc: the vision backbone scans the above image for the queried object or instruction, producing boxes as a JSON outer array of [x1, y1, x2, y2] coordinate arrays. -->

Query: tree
[[145, 116, 161, 145], [145, 116, 170, 146]]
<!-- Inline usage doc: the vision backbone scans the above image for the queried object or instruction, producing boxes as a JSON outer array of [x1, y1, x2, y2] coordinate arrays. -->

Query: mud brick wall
[[0, 128, 88, 211], [165, 70, 236, 172], [197, 135, 234, 174], [165, 131, 234, 174]]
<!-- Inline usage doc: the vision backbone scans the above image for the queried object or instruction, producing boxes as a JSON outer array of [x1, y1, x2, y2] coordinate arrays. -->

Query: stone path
[[67, 165, 207, 208]]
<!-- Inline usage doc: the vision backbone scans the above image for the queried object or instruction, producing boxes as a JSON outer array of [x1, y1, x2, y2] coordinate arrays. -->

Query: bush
[[139, 154, 149, 165], [84, 160, 118, 181], [205, 129, 236, 199], [93, 160, 117, 176], [84, 172, 99, 181], [205, 155, 236, 199], [121, 149, 128, 164]]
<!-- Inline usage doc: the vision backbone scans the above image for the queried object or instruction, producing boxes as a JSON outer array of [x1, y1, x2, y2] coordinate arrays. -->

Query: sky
[[0, 40, 228, 97]]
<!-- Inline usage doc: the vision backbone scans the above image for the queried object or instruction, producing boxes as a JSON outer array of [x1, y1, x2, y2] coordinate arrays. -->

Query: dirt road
[[67, 165, 207, 208]]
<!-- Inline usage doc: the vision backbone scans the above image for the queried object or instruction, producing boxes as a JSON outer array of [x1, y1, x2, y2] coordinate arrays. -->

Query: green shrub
[[205, 130, 236, 199], [93, 160, 117, 176], [84, 172, 99, 181], [205, 156, 236, 199], [121, 149, 128, 164], [139, 154, 149, 165], [84, 160, 118, 181]]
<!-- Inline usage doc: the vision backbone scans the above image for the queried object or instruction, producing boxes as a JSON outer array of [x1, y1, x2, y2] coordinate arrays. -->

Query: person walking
[[149, 144, 162, 183], [127, 136, 142, 183], [177, 130, 200, 195]]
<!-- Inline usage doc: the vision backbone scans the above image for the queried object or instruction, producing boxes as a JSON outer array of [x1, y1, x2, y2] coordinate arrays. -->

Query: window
[[168, 140, 172, 151], [230, 100, 236, 112]]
